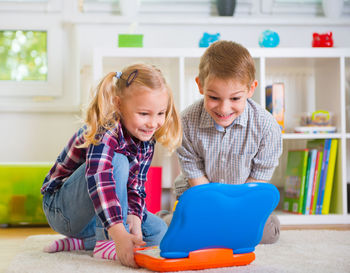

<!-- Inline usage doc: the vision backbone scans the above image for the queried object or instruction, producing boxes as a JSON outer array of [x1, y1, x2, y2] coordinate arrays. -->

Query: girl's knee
[[111, 153, 129, 184], [142, 214, 168, 246], [151, 220, 167, 245], [158, 218, 168, 236]]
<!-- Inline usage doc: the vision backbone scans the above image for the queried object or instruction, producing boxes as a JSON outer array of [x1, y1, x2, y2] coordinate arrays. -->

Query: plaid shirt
[[41, 122, 154, 229], [177, 98, 282, 185]]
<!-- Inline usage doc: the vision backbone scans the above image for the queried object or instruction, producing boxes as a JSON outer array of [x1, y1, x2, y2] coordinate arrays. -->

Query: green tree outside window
[[0, 30, 47, 81]]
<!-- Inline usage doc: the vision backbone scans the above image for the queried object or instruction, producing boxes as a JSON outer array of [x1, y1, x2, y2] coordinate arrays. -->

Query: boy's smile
[[197, 76, 256, 128]]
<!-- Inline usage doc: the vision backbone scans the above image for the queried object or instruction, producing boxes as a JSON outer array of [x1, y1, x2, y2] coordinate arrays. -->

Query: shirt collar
[[119, 122, 154, 155]]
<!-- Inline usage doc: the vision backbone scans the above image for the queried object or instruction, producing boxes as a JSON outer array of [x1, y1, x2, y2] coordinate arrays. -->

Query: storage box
[[118, 34, 143, 47], [0, 163, 51, 225], [145, 167, 162, 213], [0, 163, 162, 225]]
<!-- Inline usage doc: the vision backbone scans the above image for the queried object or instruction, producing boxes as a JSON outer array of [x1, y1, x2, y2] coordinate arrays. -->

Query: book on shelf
[[283, 149, 309, 214], [321, 139, 338, 214], [302, 149, 317, 215], [316, 139, 331, 214], [309, 150, 323, 215], [306, 139, 338, 215], [265, 83, 285, 133], [307, 139, 329, 214]]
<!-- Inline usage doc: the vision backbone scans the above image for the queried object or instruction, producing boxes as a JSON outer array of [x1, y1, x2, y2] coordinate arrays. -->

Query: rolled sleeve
[[127, 145, 153, 220], [86, 142, 123, 229], [127, 179, 146, 220], [250, 121, 283, 181]]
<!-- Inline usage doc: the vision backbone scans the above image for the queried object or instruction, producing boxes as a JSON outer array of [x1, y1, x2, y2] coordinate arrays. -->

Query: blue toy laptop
[[135, 182, 280, 272]]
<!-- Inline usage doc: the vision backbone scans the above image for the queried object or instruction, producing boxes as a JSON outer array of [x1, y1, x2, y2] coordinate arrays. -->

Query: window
[[0, 30, 47, 82]]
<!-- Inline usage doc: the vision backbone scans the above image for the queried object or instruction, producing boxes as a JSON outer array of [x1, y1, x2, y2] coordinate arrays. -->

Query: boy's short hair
[[198, 40, 255, 88]]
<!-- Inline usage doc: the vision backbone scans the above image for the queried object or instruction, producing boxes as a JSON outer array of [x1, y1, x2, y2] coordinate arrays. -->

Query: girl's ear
[[195, 77, 204, 95], [247, 80, 258, 98], [114, 96, 122, 113]]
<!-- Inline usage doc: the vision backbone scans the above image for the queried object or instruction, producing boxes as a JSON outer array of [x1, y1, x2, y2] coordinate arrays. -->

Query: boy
[[174, 40, 282, 244]]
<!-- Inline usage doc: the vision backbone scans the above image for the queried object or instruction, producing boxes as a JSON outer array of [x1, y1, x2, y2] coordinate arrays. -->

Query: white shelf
[[278, 213, 350, 225], [93, 47, 350, 59], [70, 15, 350, 26], [282, 133, 342, 140], [93, 47, 350, 225]]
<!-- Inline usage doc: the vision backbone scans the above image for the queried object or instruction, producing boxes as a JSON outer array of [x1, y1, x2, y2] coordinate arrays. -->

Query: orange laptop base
[[134, 183, 279, 272], [134, 247, 255, 272]]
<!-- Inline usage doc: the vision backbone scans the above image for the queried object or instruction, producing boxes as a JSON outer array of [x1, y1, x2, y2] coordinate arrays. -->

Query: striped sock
[[93, 240, 117, 261], [43, 237, 84, 253]]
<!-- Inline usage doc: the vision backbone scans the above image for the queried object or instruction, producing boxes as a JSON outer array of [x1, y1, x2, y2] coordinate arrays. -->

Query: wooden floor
[[1, 224, 349, 272]]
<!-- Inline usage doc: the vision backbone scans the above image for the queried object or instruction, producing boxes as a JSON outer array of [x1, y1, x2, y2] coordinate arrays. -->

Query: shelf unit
[[93, 47, 350, 225]]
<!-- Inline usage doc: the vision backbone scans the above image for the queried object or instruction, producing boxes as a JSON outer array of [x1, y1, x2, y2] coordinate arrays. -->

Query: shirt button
[[135, 170, 139, 175], [221, 157, 225, 162]]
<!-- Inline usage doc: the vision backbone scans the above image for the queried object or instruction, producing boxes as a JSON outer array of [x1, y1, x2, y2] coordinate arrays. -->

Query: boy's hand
[[245, 177, 267, 183], [127, 214, 143, 240], [188, 176, 210, 187], [108, 223, 146, 268]]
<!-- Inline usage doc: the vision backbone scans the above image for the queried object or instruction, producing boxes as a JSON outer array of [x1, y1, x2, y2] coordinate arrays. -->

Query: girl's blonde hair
[[82, 63, 182, 153]]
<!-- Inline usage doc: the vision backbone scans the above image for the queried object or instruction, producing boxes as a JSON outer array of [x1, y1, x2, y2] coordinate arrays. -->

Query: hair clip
[[126, 70, 138, 87], [115, 71, 122, 79]]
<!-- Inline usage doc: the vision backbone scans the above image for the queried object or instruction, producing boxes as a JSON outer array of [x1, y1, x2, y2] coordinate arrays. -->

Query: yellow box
[[0, 163, 51, 225]]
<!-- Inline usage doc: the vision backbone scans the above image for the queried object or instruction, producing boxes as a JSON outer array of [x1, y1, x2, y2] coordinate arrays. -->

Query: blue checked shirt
[[175, 98, 282, 196]]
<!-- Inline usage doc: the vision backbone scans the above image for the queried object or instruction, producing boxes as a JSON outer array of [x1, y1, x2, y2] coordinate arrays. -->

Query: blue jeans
[[42, 153, 167, 250]]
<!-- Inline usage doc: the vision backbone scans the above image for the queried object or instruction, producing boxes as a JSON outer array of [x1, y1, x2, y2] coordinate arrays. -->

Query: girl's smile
[[116, 85, 169, 142]]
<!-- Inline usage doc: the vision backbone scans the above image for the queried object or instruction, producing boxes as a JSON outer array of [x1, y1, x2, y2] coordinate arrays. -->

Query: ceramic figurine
[[199, 32, 220, 48], [312, 32, 333, 47], [258, 30, 280, 48]]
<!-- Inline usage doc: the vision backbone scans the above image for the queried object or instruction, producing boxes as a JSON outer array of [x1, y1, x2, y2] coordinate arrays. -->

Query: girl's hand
[[108, 223, 146, 268], [127, 214, 143, 240]]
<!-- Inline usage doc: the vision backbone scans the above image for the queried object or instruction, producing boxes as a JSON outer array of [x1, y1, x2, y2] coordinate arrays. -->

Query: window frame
[[77, 0, 350, 17], [260, 0, 350, 16], [0, 0, 61, 12], [0, 16, 63, 97], [81, 0, 215, 16]]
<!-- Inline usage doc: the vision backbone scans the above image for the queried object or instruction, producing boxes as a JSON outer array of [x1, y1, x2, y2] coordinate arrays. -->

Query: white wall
[[0, 112, 81, 162], [1, 10, 350, 163]]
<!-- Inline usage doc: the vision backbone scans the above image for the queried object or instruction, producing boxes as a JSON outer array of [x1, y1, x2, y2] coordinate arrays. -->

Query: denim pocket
[[47, 207, 71, 235], [43, 193, 71, 235]]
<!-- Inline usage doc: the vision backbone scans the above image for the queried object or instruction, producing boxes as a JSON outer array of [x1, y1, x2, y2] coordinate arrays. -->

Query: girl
[[41, 64, 182, 268]]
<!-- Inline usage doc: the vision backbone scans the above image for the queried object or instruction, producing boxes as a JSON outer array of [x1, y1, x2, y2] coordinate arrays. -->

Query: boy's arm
[[249, 117, 283, 182], [177, 114, 206, 180]]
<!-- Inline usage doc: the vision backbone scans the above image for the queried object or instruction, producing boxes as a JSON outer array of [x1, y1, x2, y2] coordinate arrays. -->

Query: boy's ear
[[247, 80, 258, 98], [195, 77, 204, 95]]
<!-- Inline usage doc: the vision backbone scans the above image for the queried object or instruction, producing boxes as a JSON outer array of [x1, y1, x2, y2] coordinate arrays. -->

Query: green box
[[118, 34, 143, 48], [0, 163, 52, 225]]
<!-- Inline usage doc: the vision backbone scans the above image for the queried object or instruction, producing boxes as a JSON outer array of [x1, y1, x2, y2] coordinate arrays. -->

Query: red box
[[145, 167, 162, 213]]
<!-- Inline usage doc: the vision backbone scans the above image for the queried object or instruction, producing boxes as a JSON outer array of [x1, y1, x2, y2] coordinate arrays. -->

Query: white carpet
[[5, 230, 350, 273]]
